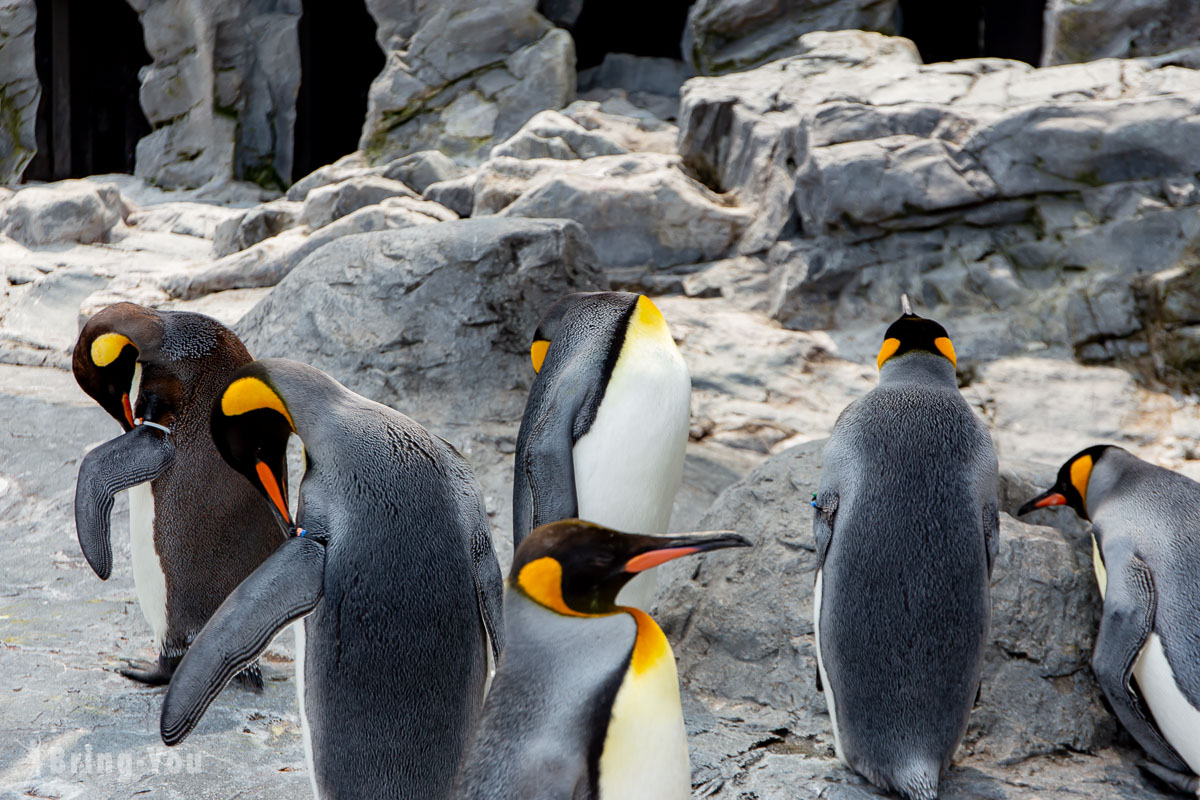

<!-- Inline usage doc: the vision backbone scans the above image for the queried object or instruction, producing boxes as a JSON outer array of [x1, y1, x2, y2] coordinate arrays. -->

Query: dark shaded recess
[[27, 0, 151, 181], [568, 0, 694, 70], [898, 0, 1045, 66], [292, 0, 384, 183]]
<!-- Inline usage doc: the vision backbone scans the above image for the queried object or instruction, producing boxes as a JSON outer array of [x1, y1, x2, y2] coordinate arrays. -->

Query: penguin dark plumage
[[513, 292, 690, 609], [812, 308, 998, 800], [454, 519, 749, 800], [72, 302, 284, 686], [160, 358, 505, 800], [1019, 446, 1200, 795]]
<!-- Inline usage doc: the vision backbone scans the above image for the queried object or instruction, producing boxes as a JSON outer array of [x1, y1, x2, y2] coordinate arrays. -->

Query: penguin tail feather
[[890, 760, 940, 800]]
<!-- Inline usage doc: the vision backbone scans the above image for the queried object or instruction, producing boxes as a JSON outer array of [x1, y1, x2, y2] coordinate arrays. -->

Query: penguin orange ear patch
[[530, 340, 550, 373], [1070, 455, 1094, 507], [934, 337, 957, 367], [517, 557, 586, 617], [877, 338, 901, 369], [221, 376, 295, 430], [91, 332, 135, 367]]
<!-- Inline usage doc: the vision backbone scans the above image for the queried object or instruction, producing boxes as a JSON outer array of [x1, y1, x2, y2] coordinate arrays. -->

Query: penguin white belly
[[813, 570, 848, 766], [1133, 632, 1200, 774], [127, 483, 168, 650], [598, 613, 690, 800], [294, 621, 320, 800]]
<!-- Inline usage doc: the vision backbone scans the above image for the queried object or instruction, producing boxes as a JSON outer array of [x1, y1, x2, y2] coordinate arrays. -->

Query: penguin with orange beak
[[1020, 446, 1200, 795], [455, 519, 749, 800]]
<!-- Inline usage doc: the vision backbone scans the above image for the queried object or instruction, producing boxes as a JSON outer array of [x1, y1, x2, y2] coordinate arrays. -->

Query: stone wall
[[0, 0, 38, 184]]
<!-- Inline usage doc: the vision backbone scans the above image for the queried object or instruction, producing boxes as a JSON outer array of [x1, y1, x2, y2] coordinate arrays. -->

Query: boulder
[[683, 0, 898, 76], [484, 153, 749, 268], [285, 152, 387, 202], [423, 175, 477, 218], [0, 181, 130, 247], [0, 0, 39, 183], [490, 110, 629, 160], [128, 202, 244, 241], [577, 53, 693, 98], [657, 440, 1150, 798], [359, 0, 575, 164], [299, 175, 419, 230], [1044, 0, 1200, 66], [381, 150, 467, 193], [237, 217, 605, 562], [211, 199, 304, 256]]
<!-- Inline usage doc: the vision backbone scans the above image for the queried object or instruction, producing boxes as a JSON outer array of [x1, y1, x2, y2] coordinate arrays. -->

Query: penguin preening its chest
[[1020, 446, 1200, 795], [160, 358, 505, 800], [72, 303, 284, 686], [513, 292, 691, 609], [454, 519, 750, 800], [812, 307, 998, 800]]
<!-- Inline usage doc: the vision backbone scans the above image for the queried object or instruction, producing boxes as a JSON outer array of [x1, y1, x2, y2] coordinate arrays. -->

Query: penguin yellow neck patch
[[1070, 454, 1093, 510], [626, 608, 670, 675], [91, 332, 135, 367], [221, 377, 295, 430], [626, 295, 673, 345], [877, 337, 900, 369], [530, 340, 550, 373]]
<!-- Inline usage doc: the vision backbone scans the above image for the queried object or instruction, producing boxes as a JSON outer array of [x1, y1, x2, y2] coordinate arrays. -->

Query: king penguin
[[513, 292, 691, 609], [1019, 446, 1200, 795], [72, 302, 285, 686], [454, 519, 749, 800], [811, 300, 998, 800], [160, 358, 505, 800]]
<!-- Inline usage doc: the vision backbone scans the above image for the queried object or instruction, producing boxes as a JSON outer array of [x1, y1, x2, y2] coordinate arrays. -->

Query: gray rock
[[1044, 0, 1200, 66], [381, 150, 467, 193], [128, 202, 244, 240], [0, 0, 39, 183], [299, 175, 419, 231], [491, 153, 750, 268], [683, 0, 899, 76], [0, 268, 108, 365], [423, 175, 477, 218], [212, 198, 304, 256], [536, 0, 582, 28], [237, 217, 605, 564], [657, 441, 1149, 798], [577, 53, 693, 98], [285, 153, 386, 202], [0, 181, 129, 247], [490, 110, 629, 160], [359, 0, 575, 165]]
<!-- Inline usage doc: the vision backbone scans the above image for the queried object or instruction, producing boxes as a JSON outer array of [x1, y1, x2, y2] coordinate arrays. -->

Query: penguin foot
[[1138, 760, 1200, 796], [233, 662, 264, 693], [118, 654, 180, 686]]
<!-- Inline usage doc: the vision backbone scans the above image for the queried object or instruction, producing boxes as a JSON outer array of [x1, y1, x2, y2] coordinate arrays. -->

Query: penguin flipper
[[522, 384, 589, 532], [74, 425, 175, 580], [812, 490, 838, 571], [160, 536, 325, 746], [1093, 554, 1191, 774], [471, 515, 506, 661], [1138, 760, 1200, 796]]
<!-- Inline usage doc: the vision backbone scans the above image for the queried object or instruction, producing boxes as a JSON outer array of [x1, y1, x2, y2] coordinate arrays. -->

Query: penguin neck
[[878, 352, 957, 388], [1081, 449, 1129, 521]]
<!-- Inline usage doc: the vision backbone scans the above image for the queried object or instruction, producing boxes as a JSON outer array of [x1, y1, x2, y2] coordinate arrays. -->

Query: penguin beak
[[1017, 490, 1067, 516], [121, 392, 135, 429], [624, 531, 751, 573], [255, 459, 292, 526]]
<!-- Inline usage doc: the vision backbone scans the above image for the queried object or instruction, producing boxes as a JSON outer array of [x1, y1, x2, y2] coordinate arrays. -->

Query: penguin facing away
[[513, 292, 691, 609], [72, 302, 285, 686], [1019, 446, 1200, 795], [160, 358, 505, 800], [454, 519, 750, 800], [812, 308, 998, 800]]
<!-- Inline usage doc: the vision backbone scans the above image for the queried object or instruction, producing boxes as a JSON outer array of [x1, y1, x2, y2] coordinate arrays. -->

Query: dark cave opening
[[565, 0, 695, 70], [292, 0, 385, 183], [26, 0, 152, 181], [898, 0, 1046, 66]]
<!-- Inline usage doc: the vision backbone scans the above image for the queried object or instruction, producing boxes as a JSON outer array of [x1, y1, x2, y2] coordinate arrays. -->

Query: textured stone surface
[[0, 0, 38, 183], [1044, 0, 1200, 66], [381, 149, 467, 193], [683, 0, 898, 76], [211, 198, 303, 256], [0, 181, 129, 247], [299, 175, 419, 230], [359, 0, 574, 165]]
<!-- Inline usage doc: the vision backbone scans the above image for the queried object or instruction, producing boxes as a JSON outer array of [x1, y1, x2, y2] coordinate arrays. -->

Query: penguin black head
[[510, 520, 750, 615], [211, 361, 297, 534], [877, 313, 957, 371], [73, 303, 168, 431], [1017, 445, 1115, 521], [528, 292, 669, 374]]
